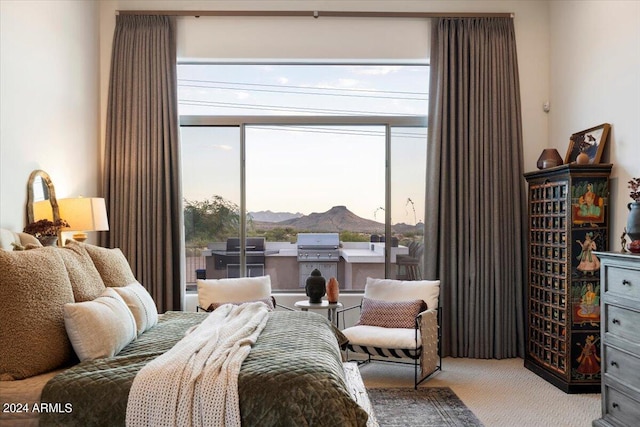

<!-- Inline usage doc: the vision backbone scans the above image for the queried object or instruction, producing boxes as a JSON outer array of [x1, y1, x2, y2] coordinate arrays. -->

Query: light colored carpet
[[358, 357, 601, 427]]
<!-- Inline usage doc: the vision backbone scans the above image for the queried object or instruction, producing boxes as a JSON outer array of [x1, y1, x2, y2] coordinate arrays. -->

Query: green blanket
[[40, 310, 367, 427]]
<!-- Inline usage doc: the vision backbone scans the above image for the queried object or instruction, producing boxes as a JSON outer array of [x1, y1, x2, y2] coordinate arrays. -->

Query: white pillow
[[112, 282, 159, 335], [197, 275, 271, 309], [64, 288, 137, 361], [364, 277, 441, 309]]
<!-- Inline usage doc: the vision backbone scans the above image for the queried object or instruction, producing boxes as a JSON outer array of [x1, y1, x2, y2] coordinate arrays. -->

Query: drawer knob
[[622, 279, 631, 286], [612, 318, 620, 325], [612, 402, 619, 409], [610, 361, 618, 367]]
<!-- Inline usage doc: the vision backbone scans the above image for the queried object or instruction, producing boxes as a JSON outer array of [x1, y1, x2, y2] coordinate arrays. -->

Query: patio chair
[[339, 277, 441, 389], [196, 275, 291, 312], [395, 241, 424, 280]]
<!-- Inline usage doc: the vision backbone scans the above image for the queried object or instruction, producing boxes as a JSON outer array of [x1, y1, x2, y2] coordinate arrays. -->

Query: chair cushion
[[0, 247, 74, 380], [365, 277, 440, 309], [342, 325, 421, 350], [64, 288, 137, 361], [197, 275, 272, 309], [112, 282, 159, 335], [357, 297, 425, 328]]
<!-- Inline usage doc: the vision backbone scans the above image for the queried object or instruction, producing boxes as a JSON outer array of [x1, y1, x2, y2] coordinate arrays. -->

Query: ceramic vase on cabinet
[[627, 202, 640, 241]]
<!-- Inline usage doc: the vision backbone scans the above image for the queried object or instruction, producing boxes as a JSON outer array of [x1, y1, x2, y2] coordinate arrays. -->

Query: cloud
[[350, 66, 403, 75], [214, 144, 233, 151]]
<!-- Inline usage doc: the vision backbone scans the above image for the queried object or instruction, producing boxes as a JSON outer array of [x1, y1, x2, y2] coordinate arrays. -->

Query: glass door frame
[[180, 115, 427, 278]]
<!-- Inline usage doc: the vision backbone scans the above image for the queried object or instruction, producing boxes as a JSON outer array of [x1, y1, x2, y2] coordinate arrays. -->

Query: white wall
[[549, 1, 640, 249], [0, 0, 100, 231]]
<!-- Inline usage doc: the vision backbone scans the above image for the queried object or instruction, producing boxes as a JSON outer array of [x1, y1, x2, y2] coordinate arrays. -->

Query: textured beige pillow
[[356, 297, 426, 329], [64, 288, 137, 361], [112, 282, 158, 335], [71, 241, 136, 287], [0, 248, 75, 380], [58, 244, 106, 302]]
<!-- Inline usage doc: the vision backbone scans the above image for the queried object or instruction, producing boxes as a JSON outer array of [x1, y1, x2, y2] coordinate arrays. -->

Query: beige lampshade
[[58, 197, 109, 241], [32, 200, 54, 221]]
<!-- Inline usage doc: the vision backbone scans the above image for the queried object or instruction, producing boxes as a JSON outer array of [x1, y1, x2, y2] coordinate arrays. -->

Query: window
[[179, 64, 428, 292]]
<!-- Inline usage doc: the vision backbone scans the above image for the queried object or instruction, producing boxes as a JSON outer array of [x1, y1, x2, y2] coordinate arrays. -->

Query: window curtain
[[424, 17, 526, 358], [102, 15, 183, 312]]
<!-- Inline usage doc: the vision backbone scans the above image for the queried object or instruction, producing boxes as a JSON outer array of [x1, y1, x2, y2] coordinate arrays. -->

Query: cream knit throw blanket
[[126, 302, 270, 427]]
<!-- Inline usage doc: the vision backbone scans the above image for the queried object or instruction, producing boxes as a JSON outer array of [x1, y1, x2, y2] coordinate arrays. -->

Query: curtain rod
[[117, 10, 514, 19]]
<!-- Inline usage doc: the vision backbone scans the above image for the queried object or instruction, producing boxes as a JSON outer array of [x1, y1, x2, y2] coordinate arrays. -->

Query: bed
[[0, 237, 369, 427]]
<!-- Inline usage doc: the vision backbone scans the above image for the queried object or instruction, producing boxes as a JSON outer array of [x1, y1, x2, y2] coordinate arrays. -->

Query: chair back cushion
[[197, 275, 272, 308], [364, 277, 440, 309]]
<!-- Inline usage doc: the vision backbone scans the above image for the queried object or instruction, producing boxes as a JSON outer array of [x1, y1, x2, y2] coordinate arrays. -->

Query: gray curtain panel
[[425, 17, 527, 358], [102, 15, 183, 312]]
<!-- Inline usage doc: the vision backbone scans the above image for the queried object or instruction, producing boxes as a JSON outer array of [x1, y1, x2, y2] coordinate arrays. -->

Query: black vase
[[305, 269, 326, 304]]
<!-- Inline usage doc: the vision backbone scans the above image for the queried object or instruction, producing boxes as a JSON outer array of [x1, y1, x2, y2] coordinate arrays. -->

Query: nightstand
[[294, 300, 343, 327]]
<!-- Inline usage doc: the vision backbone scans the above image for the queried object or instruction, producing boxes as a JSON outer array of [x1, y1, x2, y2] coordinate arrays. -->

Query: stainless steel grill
[[297, 233, 340, 261], [297, 233, 340, 287]]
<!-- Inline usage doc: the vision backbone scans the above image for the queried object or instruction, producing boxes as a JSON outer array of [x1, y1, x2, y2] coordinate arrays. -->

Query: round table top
[[294, 300, 343, 309]]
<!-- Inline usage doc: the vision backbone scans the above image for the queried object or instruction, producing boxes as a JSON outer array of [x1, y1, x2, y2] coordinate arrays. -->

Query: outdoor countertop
[[202, 245, 408, 263]]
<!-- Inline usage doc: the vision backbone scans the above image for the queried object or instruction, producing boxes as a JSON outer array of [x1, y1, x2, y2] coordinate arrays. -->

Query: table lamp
[[58, 197, 109, 242]]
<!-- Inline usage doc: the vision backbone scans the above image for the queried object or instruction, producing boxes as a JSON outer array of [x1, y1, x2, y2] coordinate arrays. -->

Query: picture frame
[[564, 123, 610, 165]]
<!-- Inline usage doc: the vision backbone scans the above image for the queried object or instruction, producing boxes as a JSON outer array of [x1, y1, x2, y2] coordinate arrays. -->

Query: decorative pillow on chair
[[197, 275, 272, 309], [356, 297, 426, 329], [112, 282, 159, 335], [68, 241, 136, 287], [64, 288, 137, 362]]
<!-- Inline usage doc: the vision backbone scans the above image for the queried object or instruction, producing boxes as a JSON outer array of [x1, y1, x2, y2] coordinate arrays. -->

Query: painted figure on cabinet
[[573, 281, 600, 325], [576, 232, 600, 274], [572, 180, 607, 224], [575, 335, 600, 377]]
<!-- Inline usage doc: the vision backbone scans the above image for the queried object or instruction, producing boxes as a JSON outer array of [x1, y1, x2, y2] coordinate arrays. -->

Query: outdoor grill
[[297, 233, 340, 287], [212, 237, 267, 278]]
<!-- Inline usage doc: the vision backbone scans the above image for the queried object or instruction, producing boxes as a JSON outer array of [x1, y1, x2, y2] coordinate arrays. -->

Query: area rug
[[367, 387, 484, 427]]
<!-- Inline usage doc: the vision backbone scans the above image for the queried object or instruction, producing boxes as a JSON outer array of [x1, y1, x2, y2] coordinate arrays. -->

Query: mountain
[[249, 210, 303, 223], [277, 205, 385, 233]]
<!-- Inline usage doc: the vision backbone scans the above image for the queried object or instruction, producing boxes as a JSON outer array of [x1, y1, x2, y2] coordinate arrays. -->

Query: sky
[[178, 64, 428, 223]]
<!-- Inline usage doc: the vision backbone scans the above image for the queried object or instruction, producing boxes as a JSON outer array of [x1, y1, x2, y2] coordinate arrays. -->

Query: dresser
[[593, 252, 640, 427], [524, 164, 612, 393]]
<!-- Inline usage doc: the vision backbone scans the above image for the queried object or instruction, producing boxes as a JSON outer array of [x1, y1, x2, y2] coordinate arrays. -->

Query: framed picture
[[564, 123, 610, 164]]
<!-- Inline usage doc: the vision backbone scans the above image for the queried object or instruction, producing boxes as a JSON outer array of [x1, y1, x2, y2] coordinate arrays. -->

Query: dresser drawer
[[603, 385, 640, 426], [604, 345, 640, 389], [604, 264, 640, 299], [605, 305, 640, 343]]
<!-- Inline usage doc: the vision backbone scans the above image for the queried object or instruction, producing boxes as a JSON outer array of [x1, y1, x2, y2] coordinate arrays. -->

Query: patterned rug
[[367, 387, 484, 427]]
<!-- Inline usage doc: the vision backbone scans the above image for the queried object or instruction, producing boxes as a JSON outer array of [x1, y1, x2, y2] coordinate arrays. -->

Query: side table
[[294, 300, 343, 327]]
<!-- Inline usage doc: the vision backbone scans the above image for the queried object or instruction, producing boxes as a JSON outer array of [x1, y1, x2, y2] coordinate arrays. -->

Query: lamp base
[[72, 232, 88, 242]]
